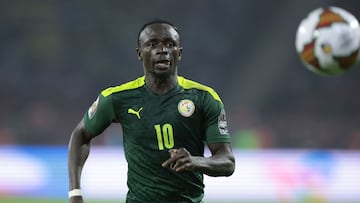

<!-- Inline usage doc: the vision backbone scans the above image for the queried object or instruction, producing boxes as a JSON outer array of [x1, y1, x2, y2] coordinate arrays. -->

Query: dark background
[[1, 0, 360, 149]]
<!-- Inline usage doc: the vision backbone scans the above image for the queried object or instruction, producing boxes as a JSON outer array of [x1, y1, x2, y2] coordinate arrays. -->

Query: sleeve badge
[[88, 97, 99, 119], [218, 109, 229, 134]]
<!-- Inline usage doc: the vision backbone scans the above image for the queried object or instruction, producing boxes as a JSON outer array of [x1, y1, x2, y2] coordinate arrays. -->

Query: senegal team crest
[[178, 99, 195, 117]]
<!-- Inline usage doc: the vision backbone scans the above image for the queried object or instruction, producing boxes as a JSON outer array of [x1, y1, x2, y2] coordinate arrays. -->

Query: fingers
[[169, 149, 178, 156], [172, 158, 192, 172], [161, 149, 177, 168], [161, 148, 192, 172]]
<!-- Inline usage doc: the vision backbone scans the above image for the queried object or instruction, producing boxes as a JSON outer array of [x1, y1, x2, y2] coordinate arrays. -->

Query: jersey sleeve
[[203, 91, 231, 144], [83, 92, 116, 137]]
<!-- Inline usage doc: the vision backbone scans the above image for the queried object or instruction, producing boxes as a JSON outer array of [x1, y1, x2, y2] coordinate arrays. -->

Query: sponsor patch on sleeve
[[218, 109, 229, 134], [88, 97, 99, 119]]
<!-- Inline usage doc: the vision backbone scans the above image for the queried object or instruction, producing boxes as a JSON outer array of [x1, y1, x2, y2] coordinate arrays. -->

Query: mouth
[[154, 59, 171, 69]]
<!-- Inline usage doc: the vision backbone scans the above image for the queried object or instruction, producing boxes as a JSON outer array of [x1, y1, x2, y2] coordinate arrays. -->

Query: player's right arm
[[68, 119, 93, 203], [67, 92, 116, 203]]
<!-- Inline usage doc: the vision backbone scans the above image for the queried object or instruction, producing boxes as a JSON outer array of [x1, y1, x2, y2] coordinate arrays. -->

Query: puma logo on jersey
[[128, 107, 143, 119]]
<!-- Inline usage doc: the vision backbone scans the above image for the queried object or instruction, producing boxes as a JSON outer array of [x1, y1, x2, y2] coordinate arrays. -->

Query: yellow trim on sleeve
[[101, 76, 145, 97], [177, 76, 222, 102]]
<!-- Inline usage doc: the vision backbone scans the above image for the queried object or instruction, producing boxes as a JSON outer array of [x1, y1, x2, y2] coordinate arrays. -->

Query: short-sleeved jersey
[[83, 76, 231, 203]]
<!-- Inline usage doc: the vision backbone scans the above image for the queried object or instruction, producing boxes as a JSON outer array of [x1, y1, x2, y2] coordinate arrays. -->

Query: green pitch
[[0, 197, 263, 203], [0, 197, 120, 203], [4, 197, 354, 203]]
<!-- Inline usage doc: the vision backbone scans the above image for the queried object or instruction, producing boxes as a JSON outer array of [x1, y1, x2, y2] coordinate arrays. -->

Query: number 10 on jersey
[[154, 124, 174, 150]]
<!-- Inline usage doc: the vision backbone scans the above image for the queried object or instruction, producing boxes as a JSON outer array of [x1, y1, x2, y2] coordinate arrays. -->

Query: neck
[[145, 73, 178, 95]]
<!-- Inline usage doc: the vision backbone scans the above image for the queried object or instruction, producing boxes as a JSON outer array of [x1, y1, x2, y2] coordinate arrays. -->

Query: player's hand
[[69, 196, 84, 203], [161, 148, 195, 172]]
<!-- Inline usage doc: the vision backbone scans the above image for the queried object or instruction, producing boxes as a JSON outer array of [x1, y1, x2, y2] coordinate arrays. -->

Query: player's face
[[137, 24, 183, 79]]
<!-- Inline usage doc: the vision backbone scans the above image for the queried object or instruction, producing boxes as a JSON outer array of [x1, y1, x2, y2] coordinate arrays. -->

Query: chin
[[155, 72, 171, 80], [154, 71, 171, 80]]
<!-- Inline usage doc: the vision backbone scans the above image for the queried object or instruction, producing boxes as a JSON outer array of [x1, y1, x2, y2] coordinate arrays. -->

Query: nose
[[156, 44, 168, 54]]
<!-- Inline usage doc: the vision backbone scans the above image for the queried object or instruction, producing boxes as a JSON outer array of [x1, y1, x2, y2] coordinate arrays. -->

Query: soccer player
[[68, 19, 235, 203]]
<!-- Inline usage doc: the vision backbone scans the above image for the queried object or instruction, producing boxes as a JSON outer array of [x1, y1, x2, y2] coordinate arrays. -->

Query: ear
[[136, 48, 142, 61], [178, 47, 183, 61]]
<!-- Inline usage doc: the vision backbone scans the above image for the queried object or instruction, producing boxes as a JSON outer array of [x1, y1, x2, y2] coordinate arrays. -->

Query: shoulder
[[177, 76, 222, 102], [100, 76, 145, 97]]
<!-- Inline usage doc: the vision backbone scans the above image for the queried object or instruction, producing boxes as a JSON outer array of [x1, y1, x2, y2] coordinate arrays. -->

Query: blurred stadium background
[[1, 0, 360, 202]]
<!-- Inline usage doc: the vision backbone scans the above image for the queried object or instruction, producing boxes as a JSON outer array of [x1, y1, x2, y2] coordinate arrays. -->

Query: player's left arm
[[161, 142, 235, 176], [203, 142, 235, 176], [162, 89, 235, 176]]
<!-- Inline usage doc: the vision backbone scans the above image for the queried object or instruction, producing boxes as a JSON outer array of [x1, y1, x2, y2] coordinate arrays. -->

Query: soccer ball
[[295, 6, 360, 76]]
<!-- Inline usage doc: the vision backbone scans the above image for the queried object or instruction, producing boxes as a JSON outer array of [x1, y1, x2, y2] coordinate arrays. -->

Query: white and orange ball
[[295, 6, 360, 76]]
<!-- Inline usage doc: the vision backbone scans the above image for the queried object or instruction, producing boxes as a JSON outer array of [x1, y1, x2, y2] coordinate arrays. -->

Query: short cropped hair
[[137, 19, 180, 46]]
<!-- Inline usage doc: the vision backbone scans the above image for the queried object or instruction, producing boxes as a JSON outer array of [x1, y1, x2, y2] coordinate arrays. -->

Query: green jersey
[[84, 76, 231, 203]]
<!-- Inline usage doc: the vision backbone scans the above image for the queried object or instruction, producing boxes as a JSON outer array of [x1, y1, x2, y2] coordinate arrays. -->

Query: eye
[[148, 41, 156, 47], [166, 41, 175, 48]]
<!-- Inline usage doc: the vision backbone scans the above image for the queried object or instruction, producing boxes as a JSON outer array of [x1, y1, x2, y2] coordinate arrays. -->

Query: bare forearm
[[192, 154, 235, 177], [162, 145, 235, 176], [68, 127, 91, 190]]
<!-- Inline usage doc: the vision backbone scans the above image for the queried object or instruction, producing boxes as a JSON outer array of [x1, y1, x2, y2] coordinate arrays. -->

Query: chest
[[113, 89, 204, 131], [113, 89, 206, 151]]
